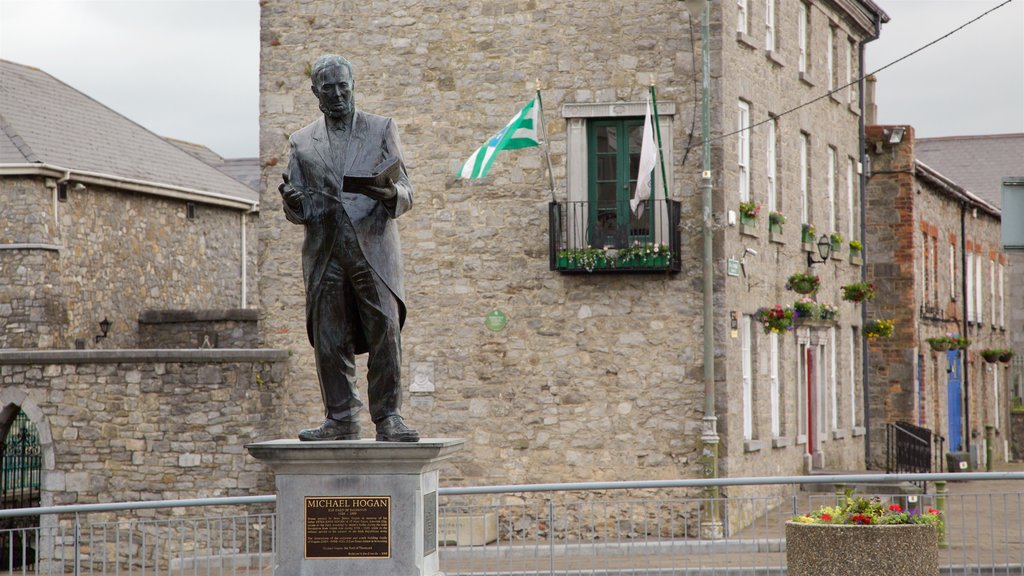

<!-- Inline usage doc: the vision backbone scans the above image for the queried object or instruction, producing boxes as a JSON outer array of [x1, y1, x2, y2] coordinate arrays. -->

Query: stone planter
[[786, 522, 938, 576]]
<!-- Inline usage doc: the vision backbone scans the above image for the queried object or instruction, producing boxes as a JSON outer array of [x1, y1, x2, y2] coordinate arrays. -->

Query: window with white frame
[[800, 133, 810, 223], [830, 327, 838, 430], [847, 39, 856, 104], [967, 251, 975, 322], [999, 263, 1005, 327], [738, 101, 751, 202], [827, 26, 836, 91], [950, 243, 957, 301], [798, 3, 809, 74], [770, 331, 780, 437], [798, 342, 808, 440], [847, 157, 855, 240], [922, 232, 930, 305], [994, 368, 1001, 430], [765, 0, 776, 51], [742, 314, 754, 441], [738, 0, 748, 35], [827, 146, 836, 232], [767, 117, 778, 213], [849, 327, 857, 427], [975, 252, 983, 325], [990, 259, 996, 326]]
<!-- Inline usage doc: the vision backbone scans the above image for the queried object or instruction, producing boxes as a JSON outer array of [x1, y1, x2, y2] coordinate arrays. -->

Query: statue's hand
[[360, 180, 397, 202], [279, 174, 303, 208]]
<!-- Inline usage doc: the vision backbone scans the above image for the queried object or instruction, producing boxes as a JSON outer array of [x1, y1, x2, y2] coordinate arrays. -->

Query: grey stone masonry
[[0, 349, 288, 507], [0, 176, 258, 349], [258, 0, 882, 506], [138, 309, 262, 349]]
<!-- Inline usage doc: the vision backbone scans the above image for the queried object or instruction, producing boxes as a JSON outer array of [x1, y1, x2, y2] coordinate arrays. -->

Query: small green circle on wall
[[484, 309, 508, 332]]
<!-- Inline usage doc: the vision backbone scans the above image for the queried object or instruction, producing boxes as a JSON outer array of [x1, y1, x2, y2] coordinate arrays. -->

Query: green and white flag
[[457, 98, 540, 179]]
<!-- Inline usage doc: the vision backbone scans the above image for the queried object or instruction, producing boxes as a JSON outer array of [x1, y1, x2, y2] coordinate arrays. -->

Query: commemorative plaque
[[304, 496, 391, 558]]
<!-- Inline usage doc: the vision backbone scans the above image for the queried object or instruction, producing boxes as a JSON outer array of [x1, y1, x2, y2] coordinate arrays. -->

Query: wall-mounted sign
[[484, 309, 508, 332], [727, 258, 741, 277]]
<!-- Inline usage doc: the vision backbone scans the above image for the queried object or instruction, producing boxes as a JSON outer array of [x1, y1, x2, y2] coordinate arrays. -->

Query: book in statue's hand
[[342, 156, 402, 192]]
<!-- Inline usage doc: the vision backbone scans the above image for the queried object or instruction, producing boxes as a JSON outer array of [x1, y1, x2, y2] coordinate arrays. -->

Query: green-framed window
[[587, 118, 654, 248]]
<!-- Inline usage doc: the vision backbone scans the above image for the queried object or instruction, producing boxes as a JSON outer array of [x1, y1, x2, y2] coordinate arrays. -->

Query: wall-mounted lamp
[[807, 234, 832, 267], [95, 317, 112, 343]]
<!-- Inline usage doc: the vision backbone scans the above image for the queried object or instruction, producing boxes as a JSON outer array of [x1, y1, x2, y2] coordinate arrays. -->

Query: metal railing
[[885, 421, 946, 490], [2, 473, 1024, 574], [548, 199, 681, 273]]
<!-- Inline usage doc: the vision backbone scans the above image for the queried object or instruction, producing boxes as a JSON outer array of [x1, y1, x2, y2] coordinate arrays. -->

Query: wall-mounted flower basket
[[841, 282, 875, 303], [926, 336, 955, 352], [739, 201, 760, 225], [829, 232, 843, 253], [801, 223, 816, 244], [955, 337, 971, 350], [849, 239, 863, 259], [769, 211, 786, 235], [787, 272, 820, 295], [1000, 350, 1015, 363]]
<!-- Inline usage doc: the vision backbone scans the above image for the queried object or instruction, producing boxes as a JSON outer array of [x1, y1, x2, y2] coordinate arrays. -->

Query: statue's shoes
[[298, 419, 361, 441], [375, 415, 420, 442]]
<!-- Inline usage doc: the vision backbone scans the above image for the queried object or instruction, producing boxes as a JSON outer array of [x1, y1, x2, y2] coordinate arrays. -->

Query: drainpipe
[[859, 12, 882, 468], [961, 204, 970, 454]]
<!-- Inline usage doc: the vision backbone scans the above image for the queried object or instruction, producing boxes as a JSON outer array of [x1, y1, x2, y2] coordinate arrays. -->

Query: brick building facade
[[864, 124, 1011, 468]]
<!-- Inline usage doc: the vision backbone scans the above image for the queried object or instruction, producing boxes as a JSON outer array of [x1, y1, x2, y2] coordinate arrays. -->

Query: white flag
[[631, 94, 658, 213]]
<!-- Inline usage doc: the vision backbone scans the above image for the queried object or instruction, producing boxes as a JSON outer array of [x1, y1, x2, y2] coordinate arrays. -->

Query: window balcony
[[549, 199, 681, 273]]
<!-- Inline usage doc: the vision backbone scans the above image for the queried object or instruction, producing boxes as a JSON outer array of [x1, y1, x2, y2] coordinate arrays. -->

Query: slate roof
[[915, 133, 1024, 209], [0, 59, 257, 206], [165, 137, 260, 192]]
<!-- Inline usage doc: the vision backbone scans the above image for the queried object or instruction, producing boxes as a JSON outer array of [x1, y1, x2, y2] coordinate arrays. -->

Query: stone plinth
[[246, 438, 464, 576]]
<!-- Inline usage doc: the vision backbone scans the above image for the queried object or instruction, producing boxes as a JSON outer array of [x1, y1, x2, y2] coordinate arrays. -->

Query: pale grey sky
[[0, 0, 1021, 159]]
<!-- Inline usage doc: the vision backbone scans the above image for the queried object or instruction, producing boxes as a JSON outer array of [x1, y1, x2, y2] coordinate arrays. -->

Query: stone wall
[[0, 349, 287, 506], [0, 177, 257, 349], [258, 0, 878, 496], [138, 309, 262, 349]]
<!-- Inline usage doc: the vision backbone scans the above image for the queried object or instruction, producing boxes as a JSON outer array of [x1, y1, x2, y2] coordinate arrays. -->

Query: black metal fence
[[548, 199, 681, 273], [1, 409, 41, 569], [885, 421, 945, 491]]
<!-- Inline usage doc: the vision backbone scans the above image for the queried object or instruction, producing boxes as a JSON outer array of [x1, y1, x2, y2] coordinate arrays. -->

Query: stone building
[[0, 58, 285, 522], [258, 0, 886, 516], [863, 124, 1011, 469]]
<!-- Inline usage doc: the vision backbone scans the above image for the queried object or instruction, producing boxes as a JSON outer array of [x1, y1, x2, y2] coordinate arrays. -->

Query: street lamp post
[[682, 0, 721, 539]]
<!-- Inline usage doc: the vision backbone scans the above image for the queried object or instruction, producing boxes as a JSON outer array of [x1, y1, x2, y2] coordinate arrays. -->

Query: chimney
[[865, 75, 877, 125]]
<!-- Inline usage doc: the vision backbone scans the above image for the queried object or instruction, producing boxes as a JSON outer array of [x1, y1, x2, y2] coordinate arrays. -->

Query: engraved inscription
[[304, 496, 390, 559], [423, 492, 437, 556]]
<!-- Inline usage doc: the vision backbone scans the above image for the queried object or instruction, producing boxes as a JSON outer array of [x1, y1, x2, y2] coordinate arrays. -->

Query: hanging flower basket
[[865, 319, 895, 339], [786, 272, 820, 295], [955, 337, 971, 350], [755, 304, 794, 334], [981, 349, 1001, 363], [925, 336, 955, 352], [1000, 350, 1015, 363], [841, 282, 875, 303]]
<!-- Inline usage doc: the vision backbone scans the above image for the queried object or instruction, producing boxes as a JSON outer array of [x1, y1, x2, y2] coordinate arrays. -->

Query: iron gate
[[1, 409, 41, 568]]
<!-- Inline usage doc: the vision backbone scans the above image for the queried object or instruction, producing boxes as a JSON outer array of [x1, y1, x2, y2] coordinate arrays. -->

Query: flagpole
[[535, 81, 557, 201], [650, 79, 669, 201]]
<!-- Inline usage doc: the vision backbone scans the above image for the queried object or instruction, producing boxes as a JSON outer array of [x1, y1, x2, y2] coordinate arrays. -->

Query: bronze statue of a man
[[279, 54, 418, 442]]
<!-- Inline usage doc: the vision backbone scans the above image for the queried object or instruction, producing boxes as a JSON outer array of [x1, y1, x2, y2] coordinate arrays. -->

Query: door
[[587, 119, 653, 248], [947, 350, 963, 452]]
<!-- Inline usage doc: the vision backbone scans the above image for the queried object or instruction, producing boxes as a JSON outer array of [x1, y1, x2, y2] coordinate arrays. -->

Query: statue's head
[[310, 54, 355, 121]]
